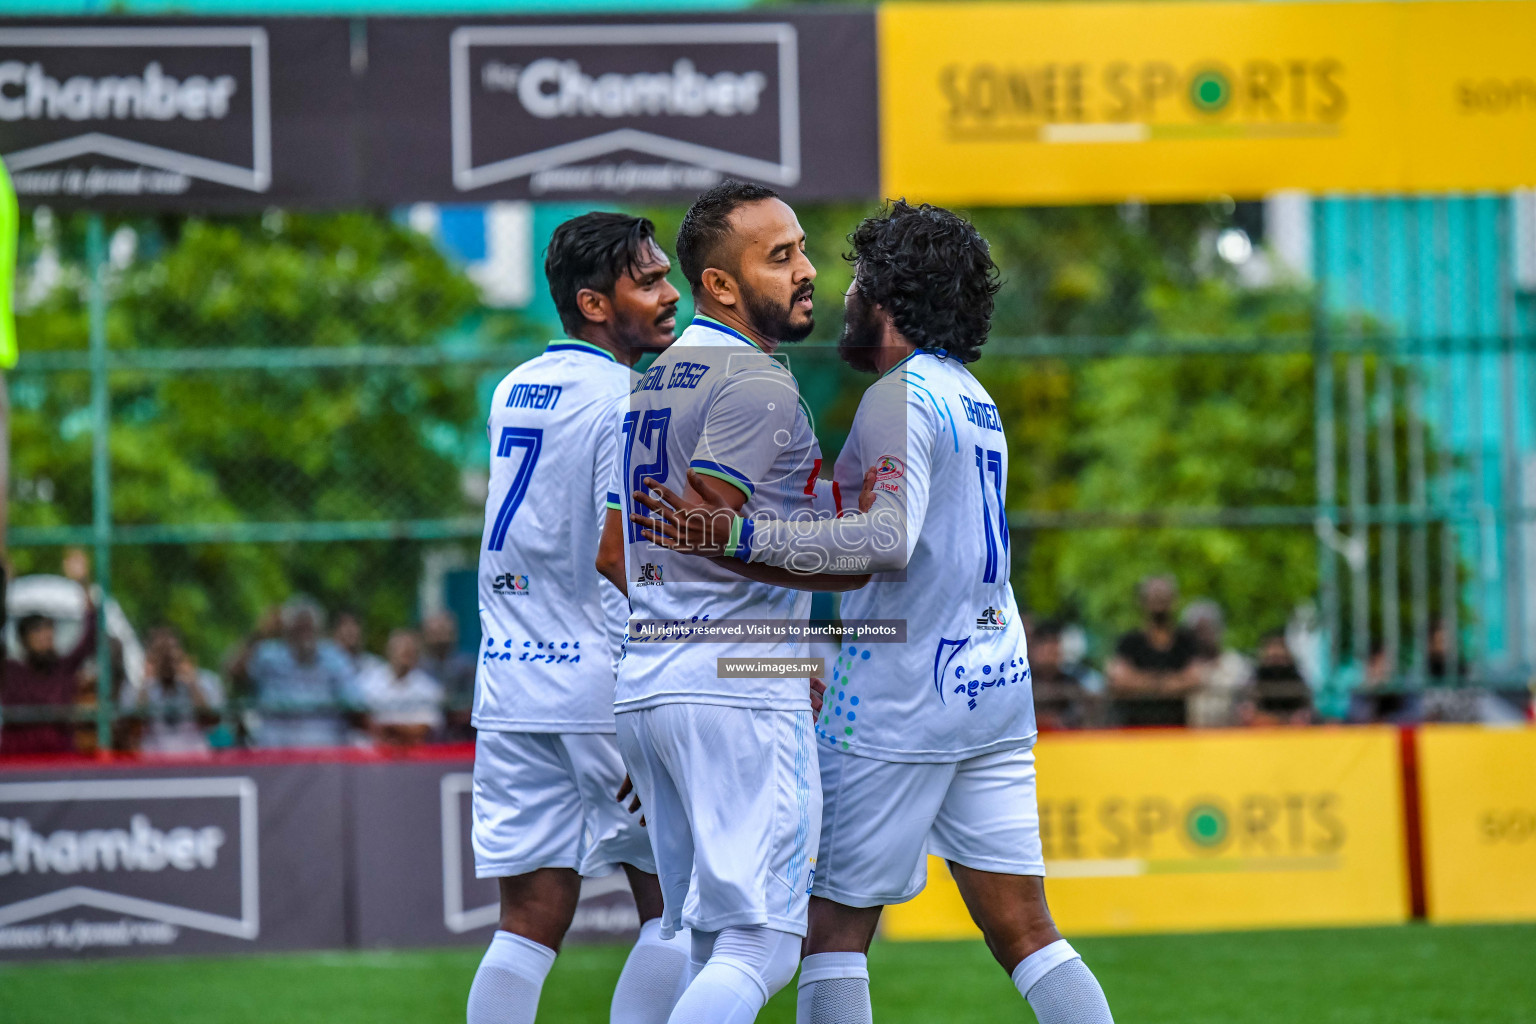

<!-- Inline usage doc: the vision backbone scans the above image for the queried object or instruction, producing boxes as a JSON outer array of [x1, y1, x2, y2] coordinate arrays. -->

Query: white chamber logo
[[0, 27, 271, 196], [451, 23, 800, 195], [0, 814, 227, 876], [0, 778, 259, 952], [0, 61, 240, 123], [479, 58, 768, 120]]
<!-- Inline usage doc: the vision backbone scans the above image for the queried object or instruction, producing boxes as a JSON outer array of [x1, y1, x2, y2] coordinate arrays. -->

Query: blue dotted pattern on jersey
[[817, 645, 870, 751]]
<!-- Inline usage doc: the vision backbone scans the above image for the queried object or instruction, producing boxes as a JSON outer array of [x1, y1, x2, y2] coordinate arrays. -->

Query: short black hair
[[846, 201, 1001, 363], [676, 179, 780, 291], [545, 213, 661, 337]]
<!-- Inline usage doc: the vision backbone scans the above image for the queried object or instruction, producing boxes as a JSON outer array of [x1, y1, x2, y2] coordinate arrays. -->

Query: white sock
[[667, 926, 801, 1024], [467, 930, 557, 1024], [796, 951, 871, 1024], [667, 959, 765, 1024], [1012, 940, 1114, 1024], [611, 920, 692, 1024]]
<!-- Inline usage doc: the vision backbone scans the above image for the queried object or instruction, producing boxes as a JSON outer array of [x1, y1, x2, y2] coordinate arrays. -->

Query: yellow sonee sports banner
[[883, 728, 1407, 938], [1418, 725, 1536, 923], [879, 1, 1536, 204]]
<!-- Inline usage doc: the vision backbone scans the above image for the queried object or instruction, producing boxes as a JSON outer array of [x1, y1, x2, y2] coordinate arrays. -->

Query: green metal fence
[[6, 202, 1534, 752]]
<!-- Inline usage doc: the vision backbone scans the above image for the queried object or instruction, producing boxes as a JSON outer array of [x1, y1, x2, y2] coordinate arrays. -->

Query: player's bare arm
[[629, 466, 884, 577], [596, 508, 628, 595], [632, 471, 875, 590]]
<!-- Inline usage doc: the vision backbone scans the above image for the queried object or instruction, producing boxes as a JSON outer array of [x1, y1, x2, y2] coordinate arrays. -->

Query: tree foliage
[[11, 212, 483, 661]]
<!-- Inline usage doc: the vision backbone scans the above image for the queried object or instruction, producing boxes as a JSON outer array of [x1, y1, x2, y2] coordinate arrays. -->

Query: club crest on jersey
[[873, 455, 906, 481], [976, 606, 1008, 630], [492, 573, 530, 596], [636, 563, 664, 587]]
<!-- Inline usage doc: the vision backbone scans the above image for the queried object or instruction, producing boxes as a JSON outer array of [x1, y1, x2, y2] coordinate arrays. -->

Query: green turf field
[[2, 924, 1533, 1023]]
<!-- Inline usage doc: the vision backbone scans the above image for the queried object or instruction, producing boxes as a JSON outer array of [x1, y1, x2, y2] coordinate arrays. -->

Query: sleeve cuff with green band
[[689, 459, 754, 498], [728, 515, 755, 560]]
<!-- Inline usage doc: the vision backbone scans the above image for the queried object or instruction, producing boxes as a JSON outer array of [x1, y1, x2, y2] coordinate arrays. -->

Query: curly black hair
[[676, 179, 781, 291], [545, 212, 660, 338], [846, 201, 1001, 363]]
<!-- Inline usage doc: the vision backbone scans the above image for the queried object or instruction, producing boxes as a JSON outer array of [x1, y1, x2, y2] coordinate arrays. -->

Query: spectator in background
[[1426, 619, 1453, 682], [123, 626, 227, 755], [1, 551, 95, 755], [326, 609, 384, 679], [234, 598, 357, 748], [419, 611, 475, 740], [1029, 618, 1102, 729], [1183, 599, 1254, 728], [1106, 575, 1201, 726], [1347, 641, 1415, 724], [358, 628, 444, 748], [1247, 631, 1315, 725]]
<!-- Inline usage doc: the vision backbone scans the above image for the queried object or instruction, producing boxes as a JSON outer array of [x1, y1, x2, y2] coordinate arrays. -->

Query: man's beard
[[837, 287, 883, 373], [742, 282, 814, 344]]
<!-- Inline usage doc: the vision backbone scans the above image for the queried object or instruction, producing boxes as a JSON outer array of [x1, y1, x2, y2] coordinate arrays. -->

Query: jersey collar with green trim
[[545, 339, 618, 362], [690, 315, 767, 352]]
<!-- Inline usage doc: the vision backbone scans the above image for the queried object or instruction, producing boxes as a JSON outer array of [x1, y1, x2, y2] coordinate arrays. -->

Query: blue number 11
[[975, 445, 1008, 583]]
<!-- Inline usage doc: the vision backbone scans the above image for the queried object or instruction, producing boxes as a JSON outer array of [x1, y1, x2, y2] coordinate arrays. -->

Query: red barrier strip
[[0, 741, 477, 771], [1399, 725, 1427, 920]]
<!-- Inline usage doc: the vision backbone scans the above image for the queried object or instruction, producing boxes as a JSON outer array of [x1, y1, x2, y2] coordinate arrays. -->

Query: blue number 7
[[487, 426, 543, 551]]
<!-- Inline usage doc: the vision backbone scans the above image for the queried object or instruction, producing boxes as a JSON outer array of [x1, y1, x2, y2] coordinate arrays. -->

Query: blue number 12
[[623, 409, 672, 542]]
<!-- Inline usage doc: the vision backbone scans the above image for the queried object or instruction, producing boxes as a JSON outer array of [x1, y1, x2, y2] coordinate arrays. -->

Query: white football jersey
[[614, 316, 823, 712], [473, 340, 632, 733], [826, 351, 1035, 761]]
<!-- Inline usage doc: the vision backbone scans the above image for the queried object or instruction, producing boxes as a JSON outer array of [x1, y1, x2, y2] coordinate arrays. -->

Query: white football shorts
[[471, 730, 655, 879], [814, 743, 1045, 908], [615, 704, 821, 939]]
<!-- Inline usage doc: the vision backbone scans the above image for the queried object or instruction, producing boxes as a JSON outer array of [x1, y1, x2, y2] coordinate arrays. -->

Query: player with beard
[[466, 213, 691, 1024], [633, 202, 1116, 1024], [598, 180, 867, 1024]]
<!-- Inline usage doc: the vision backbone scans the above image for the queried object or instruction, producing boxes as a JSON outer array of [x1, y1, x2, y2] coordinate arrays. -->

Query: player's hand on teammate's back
[[631, 473, 738, 556], [858, 464, 880, 514], [810, 676, 826, 715], [615, 774, 644, 827]]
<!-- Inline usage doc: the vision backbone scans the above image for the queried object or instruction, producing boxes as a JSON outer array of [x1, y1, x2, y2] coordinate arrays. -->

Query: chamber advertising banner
[[0, 11, 877, 208], [883, 728, 1409, 938], [1417, 725, 1536, 923], [0, 20, 358, 208], [0, 754, 638, 961], [350, 757, 639, 949], [880, 0, 1536, 204], [361, 12, 879, 203], [0, 763, 348, 959]]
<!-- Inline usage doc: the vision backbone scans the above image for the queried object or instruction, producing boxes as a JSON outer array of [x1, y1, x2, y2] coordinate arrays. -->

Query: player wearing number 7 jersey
[[634, 203, 1115, 1024], [467, 214, 692, 1024]]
